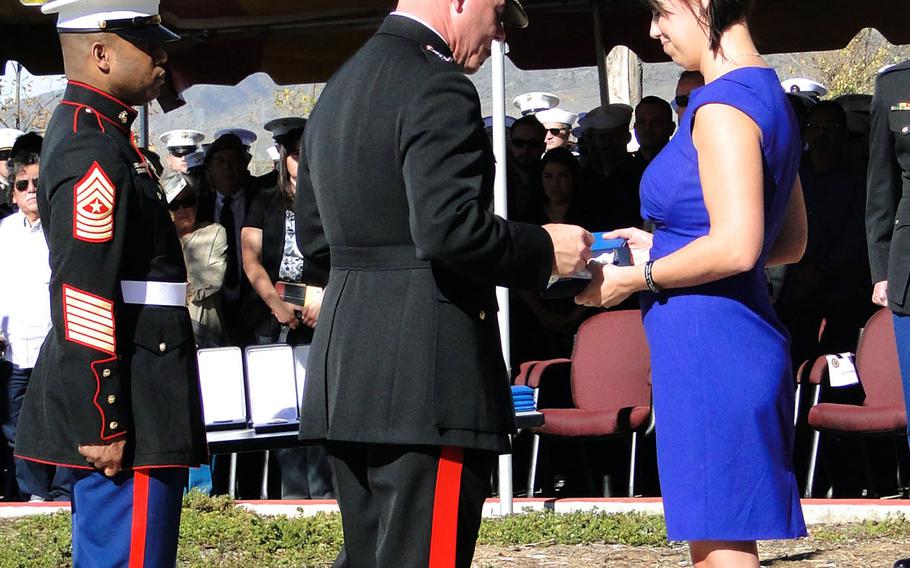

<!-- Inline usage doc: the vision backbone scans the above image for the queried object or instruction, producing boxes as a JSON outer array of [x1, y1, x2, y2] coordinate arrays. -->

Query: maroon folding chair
[[514, 309, 652, 497], [799, 308, 908, 497]]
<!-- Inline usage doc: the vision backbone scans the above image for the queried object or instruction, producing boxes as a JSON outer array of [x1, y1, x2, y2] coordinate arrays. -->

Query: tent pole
[[593, 2, 610, 105], [491, 38, 514, 517], [15, 62, 22, 130]]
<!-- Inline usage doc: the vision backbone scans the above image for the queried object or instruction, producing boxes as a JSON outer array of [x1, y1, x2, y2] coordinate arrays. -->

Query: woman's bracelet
[[644, 260, 661, 294]]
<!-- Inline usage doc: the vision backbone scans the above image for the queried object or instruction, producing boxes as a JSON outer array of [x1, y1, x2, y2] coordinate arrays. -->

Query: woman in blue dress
[[577, 0, 808, 566]]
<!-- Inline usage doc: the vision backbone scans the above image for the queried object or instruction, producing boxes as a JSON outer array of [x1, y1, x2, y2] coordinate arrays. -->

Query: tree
[[0, 63, 62, 133], [789, 28, 910, 98], [273, 85, 321, 117]]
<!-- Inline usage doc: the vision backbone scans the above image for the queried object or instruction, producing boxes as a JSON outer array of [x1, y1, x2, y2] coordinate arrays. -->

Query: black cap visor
[[503, 0, 528, 28], [115, 24, 180, 45]]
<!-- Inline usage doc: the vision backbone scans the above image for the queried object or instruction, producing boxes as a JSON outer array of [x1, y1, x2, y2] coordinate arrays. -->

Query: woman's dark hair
[[539, 147, 580, 190], [277, 144, 296, 209], [6, 152, 39, 205], [646, 0, 755, 53]]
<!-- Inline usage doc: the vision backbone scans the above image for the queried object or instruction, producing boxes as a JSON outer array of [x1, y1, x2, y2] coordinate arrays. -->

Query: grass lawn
[[0, 493, 907, 567]]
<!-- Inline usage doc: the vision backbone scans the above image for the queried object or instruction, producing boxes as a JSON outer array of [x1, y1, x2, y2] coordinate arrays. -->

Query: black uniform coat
[[16, 82, 208, 469], [867, 60, 910, 315], [295, 15, 554, 453]]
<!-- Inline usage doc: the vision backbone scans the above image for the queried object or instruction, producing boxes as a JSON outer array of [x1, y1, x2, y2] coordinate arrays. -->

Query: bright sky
[[0, 61, 66, 99]]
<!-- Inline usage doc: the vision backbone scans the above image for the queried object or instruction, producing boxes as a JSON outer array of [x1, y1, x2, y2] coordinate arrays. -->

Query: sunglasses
[[511, 138, 545, 149], [168, 148, 195, 157], [168, 195, 197, 211], [14, 178, 38, 192], [674, 94, 690, 108], [546, 128, 568, 136]]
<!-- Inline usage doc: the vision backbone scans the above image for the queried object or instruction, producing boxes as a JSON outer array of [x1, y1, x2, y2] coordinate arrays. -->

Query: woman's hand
[[273, 301, 301, 329], [598, 227, 653, 265], [298, 293, 323, 328], [575, 263, 645, 308]]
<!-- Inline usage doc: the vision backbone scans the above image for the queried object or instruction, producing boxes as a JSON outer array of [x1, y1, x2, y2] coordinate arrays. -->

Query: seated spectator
[[164, 173, 227, 348], [633, 96, 675, 164], [0, 148, 74, 501], [241, 117, 333, 500], [776, 101, 874, 367], [511, 148, 598, 368], [507, 115, 546, 219]]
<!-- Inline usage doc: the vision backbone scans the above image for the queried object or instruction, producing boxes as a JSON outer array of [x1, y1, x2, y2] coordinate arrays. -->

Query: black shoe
[[893, 559, 910, 568]]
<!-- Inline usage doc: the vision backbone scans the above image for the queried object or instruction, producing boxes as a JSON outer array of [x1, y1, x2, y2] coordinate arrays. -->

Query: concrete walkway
[[1, 498, 908, 524]]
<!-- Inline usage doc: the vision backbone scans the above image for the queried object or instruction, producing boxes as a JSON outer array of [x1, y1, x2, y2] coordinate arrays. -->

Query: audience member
[[243, 116, 333, 500], [160, 129, 205, 174], [535, 108, 578, 152], [577, 104, 644, 230], [512, 148, 597, 367], [776, 101, 873, 367], [198, 133, 260, 346], [165, 173, 227, 348], [834, 93, 873, 168], [0, 149, 74, 501], [508, 115, 546, 218], [0, 129, 24, 220], [633, 96, 675, 163], [673, 70, 704, 118]]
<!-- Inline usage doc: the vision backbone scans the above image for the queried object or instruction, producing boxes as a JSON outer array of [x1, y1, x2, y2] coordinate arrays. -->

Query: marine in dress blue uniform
[[15, 2, 207, 566]]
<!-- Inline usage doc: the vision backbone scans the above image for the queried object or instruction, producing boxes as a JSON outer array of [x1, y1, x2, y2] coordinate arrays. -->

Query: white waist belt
[[121, 280, 187, 307]]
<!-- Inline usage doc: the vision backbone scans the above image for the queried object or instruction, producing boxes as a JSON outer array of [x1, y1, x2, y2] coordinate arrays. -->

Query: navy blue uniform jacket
[[16, 82, 208, 469]]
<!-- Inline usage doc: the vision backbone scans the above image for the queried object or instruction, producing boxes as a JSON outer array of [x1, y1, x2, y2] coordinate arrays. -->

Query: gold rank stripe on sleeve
[[63, 284, 116, 355], [73, 161, 115, 243]]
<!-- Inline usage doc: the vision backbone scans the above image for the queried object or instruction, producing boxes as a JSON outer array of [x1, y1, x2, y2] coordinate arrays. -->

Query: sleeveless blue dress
[[639, 67, 807, 541]]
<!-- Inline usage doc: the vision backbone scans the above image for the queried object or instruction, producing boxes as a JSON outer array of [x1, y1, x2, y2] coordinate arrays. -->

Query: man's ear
[[90, 40, 111, 74]]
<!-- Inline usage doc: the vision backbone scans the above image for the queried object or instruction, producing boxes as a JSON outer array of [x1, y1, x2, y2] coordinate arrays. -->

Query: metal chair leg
[[805, 429, 821, 498], [803, 384, 823, 498], [261, 449, 270, 500], [527, 433, 540, 497], [794, 383, 802, 427], [228, 452, 238, 499], [628, 431, 638, 497]]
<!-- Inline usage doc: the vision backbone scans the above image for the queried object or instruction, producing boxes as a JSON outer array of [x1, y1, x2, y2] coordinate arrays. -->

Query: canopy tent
[[3, 0, 909, 94]]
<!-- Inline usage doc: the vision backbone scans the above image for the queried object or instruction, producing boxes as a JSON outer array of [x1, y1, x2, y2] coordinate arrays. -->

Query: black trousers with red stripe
[[326, 442, 495, 568]]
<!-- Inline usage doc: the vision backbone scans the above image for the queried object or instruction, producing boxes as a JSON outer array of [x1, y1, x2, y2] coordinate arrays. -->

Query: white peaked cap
[[0, 128, 25, 151], [512, 92, 560, 116], [535, 108, 578, 127], [42, 0, 157, 27], [781, 78, 828, 99], [159, 129, 205, 149]]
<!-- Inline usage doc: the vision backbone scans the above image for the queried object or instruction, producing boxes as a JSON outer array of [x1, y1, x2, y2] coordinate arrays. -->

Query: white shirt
[[0, 212, 52, 368], [389, 11, 449, 47]]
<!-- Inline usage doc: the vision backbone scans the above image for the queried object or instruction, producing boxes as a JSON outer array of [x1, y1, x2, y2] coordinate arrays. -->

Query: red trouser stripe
[[128, 470, 151, 568], [428, 446, 464, 568]]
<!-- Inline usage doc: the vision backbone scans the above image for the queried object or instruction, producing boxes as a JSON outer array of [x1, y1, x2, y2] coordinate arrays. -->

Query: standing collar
[[379, 13, 453, 61], [62, 81, 139, 133]]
